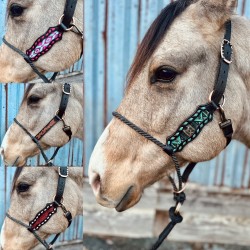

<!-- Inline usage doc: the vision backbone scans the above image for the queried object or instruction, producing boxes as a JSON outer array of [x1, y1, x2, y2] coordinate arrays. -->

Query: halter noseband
[[2, 0, 83, 83], [14, 83, 72, 166], [113, 20, 233, 250], [6, 167, 72, 250]]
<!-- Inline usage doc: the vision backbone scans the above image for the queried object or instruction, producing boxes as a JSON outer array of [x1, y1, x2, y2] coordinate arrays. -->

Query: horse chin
[[115, 186, 142, 212]]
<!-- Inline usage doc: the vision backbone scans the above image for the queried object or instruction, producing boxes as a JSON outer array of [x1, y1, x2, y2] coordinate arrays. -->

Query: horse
[[0, 82, 83, 166], [88, 0, 250, 213], [0, 167, 83, 250], [0, 0, 83, 83]]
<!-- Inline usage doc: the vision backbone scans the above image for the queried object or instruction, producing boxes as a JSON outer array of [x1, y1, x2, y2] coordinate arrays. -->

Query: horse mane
[[127, 0, 194, 87], [11, 168, 23, 193], [21, 84, 35, 105]]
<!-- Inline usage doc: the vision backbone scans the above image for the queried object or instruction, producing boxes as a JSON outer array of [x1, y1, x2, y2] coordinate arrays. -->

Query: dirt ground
[[34, 242, 82, 250], [83, 235, 250, 250]]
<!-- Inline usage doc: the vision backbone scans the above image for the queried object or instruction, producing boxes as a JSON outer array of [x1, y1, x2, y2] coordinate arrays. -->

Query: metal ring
[[58, 15, 75, 31], [175, 203, 182, 214], [55, 109, 66, 120], [53, 196, 64, 206], [173, 182, 187, 194], [208, 91, 225, 108]]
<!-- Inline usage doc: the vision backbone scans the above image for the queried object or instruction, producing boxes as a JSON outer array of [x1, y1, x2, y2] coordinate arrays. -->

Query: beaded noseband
[[14, 83, 72, 166], [113, 20, 233, 250], [2, 0, 83, 83], [6, 167, 72, 250]]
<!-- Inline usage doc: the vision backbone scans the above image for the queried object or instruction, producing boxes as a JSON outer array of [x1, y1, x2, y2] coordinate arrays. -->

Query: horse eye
[[152, 67, 178, 83], [17, 182, 30, 193], [10, 4, 25, 17], [27, 95, 41, 105]]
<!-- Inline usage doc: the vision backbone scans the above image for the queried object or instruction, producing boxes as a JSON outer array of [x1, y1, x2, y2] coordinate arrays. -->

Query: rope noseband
[[113, 20, 233, 250], [14, 83, 72, 166], [6, 167, 72, 250]]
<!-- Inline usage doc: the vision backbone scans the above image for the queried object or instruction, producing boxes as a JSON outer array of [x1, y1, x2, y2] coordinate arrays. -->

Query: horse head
[[89, 0, 250, 211], [0, 83, 83, 166], [0, 0, 83, 83]]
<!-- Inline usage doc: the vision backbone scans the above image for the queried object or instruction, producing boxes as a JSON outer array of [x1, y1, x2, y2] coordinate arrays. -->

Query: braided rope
[[112, 112, 166, 149]]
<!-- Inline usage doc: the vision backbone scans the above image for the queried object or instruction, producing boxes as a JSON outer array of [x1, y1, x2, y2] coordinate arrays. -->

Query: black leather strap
[[60, 0, 78, 30], [54, 167, 68, 204], [57, 83, 71, 118], [211, 20, 232, 105]]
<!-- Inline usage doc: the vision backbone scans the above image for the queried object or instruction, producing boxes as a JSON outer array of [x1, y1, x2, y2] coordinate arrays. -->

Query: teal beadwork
[[167, 104, 214, 152]]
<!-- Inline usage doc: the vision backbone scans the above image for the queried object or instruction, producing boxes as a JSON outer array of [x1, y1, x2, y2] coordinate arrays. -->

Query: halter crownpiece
[[113, 20, 233, 250], [2, 0, 83, 83], [14, 83, 72, 166], [6, 167, 72, 250]]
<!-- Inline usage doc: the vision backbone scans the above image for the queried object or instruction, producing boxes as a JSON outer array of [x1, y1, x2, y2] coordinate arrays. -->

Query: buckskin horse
[[0, 0, 83, 83]]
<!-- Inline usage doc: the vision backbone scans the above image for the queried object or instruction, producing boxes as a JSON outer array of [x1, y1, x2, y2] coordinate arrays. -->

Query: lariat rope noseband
[[14, 83, 72, 166], [113, 20, 233, 250], [2, 0, 83, 83], [6, 167, 72, 250]]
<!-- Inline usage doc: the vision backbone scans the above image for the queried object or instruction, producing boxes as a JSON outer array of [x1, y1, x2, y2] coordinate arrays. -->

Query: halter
[[6, 167, 72, 250], [113, 20, 233, 250], [14, 83, 72, 166], [2, 0, 83, 83]]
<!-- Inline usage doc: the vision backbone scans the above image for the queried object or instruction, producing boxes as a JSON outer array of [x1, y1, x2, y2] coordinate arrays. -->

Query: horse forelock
[[127, 0, 194, 88], [11, 168, 23, 193]]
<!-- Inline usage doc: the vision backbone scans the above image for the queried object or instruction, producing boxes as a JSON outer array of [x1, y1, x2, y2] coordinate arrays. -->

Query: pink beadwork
[[26, 26, 63, 61]]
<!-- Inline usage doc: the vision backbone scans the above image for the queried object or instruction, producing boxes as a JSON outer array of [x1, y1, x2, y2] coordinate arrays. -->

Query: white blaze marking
[[0, 221, 6, 248], [88, 122, 112, 183]]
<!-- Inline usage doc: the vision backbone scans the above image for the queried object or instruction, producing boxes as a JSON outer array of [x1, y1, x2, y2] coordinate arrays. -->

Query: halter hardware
[[14, 83, 72, 166], [113, 20, 234, 250], [6, 167, 72, 250], [59, 15, 75, 31], [221, 39, 233, 64]]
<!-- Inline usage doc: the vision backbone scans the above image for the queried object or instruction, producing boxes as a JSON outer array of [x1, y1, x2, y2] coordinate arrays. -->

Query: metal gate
[[84, 0, 250, 188]]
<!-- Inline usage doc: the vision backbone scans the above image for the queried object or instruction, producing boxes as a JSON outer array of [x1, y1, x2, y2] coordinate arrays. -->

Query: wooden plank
[[83, 180, 250, 245]]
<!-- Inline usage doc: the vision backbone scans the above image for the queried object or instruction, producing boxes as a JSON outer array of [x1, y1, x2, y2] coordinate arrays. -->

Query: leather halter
[[14, 83, 72, 166], [6, 167, 72, 250], [113, 20, 233, 250], [2, 0, 83, 83]]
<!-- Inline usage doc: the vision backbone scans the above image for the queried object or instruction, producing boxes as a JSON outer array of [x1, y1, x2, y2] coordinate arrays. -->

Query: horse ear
[[195, 0, 237, 28]]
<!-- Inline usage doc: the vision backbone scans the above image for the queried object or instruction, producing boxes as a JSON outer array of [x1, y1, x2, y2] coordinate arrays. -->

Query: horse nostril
[[0, 147, 4, 157], [90, 172, 101, 195]]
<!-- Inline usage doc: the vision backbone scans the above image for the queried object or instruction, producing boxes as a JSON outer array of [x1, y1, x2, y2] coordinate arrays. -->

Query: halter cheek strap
[[112, 20, 233, 250], [6, 167, 72, 250]]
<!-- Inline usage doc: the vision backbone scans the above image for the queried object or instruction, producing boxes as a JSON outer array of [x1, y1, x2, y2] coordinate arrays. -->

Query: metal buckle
[[58, 15, 75, 31], [62, 83, 71, 95], [221, 39, 233, 64], [59, 167, 68, 178]]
